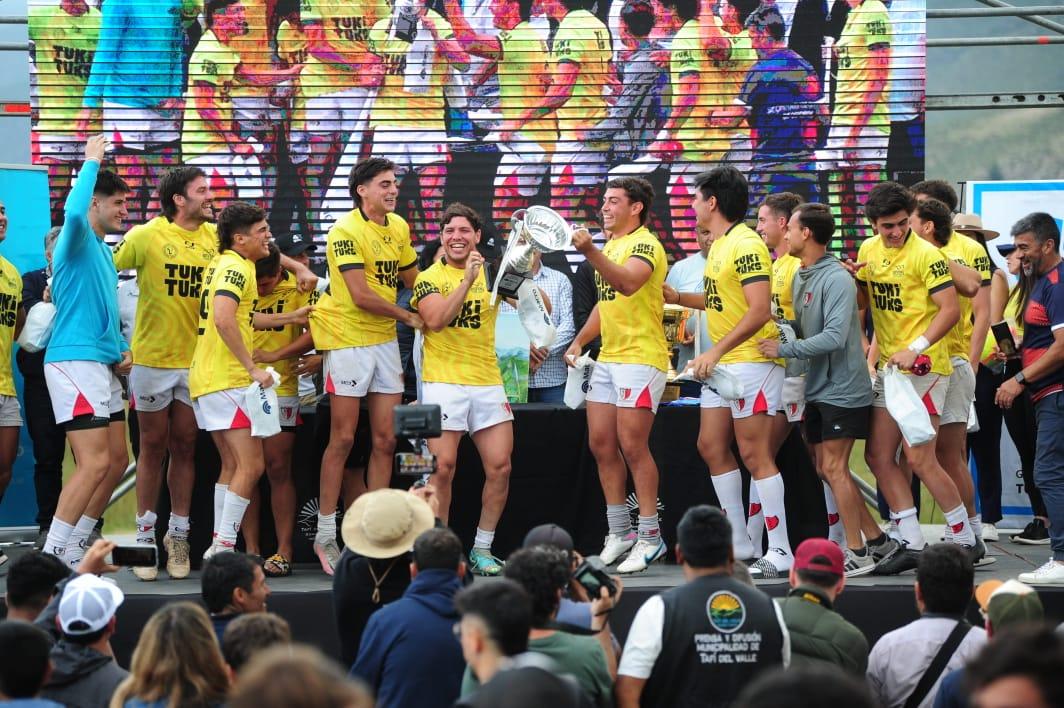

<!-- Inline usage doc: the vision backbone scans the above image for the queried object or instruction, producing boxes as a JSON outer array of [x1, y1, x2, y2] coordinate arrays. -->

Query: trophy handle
[[491, 227, 523, 305]]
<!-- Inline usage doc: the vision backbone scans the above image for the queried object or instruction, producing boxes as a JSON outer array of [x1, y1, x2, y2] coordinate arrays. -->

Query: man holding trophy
[[565, 176, 670, 574], [412, 204, 516, 576]]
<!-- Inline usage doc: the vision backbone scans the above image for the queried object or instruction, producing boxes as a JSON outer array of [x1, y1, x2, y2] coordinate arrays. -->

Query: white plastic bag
[[883, 366, 936, 447], [17, 301, 56, 353], [967, 401, 980, 433], [245, 367, 281, 438], [674, 365, 743, 401], [564, 353, 595, 409], [516, 280, 557, 349]]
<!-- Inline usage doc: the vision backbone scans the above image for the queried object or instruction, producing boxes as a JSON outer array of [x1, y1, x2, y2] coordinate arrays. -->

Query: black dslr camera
[[394, 404, 441, 477], [572, 555, 617, 598]]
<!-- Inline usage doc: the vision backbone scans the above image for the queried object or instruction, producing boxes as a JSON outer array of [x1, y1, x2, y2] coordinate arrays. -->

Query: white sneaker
[[600, 532, 637, 565], [843, 548, 876, 578], [617, 538, 667, 573], [1018, 558, 1064, 586], [982, 523, 999, 542], [203, 539, 234, 562], [164, 533, 191, 580], [748, 548, 794, 579]]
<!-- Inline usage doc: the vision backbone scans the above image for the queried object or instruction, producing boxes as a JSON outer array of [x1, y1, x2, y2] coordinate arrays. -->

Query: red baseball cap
[[793, 538, 844, 576]]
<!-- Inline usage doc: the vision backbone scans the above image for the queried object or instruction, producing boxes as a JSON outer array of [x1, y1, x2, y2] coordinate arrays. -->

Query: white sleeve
[[617, 595, 665, 680]]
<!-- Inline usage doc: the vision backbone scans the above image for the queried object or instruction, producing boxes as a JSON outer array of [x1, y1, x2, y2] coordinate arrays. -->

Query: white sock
[[135, 511, 157, 544], [945, 505, 977, 546], [606, 504, 632, 537], [213, 484, 228, 537], [887, 519, 903, 542], [168, 514, 190, 541], [65, 515, 97, 565], [754, 474, 793, 562], [711, 469, 755, 559], [969, 514, 983, 541], [216, 492, 251, 547], [474, 527, 495, 551], [824, 482, 845, 546], [44, 518, 75, 559], [892, 508, 925, 550], [637, 515, 660, 543], [316, 511, 337, 543], [746, 484, 765, 554]]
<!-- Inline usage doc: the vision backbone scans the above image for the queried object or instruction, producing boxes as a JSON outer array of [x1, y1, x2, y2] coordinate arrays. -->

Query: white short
[[585, 362, 667, 413], [44, 361, 124, 425], [192, 388, 251, 432], [495, 140, 549, 197], [289, 86, 375, 162], [820, 123, 889, 167], [550, 140, 609, 189], [941, 357, 976, 426], [33, 132, 82, 161], [872, 370, 948, 416], [128, 365, 191, 413], [780, 375, 807, 423], [0, 394, 23, 427], [186, 152, 264, 202], [323, 341, 404, 398], [422, 382, 514, 434], [232, 94, 288, 133], [102, 102, 180, 150], [371, 127, 450, 170], [700, 362, 784, 419], [278, 395, 302, 429]]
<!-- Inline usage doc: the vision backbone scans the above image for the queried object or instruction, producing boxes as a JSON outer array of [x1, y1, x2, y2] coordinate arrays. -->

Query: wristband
[[908, 336, 930, 355]]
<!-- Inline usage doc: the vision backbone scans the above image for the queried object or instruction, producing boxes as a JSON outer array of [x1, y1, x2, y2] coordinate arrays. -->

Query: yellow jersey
[[704, 223, 780, 365], [300, 0, 388, 97], [596, 227, 670, 372], [670, 18, 722, 161], [113, 217, 217, 369], [368, 10, 457, 131], [253, 273, 313, 397], [940, 231, 992, 361], [181, 31, 239, 160], [28, 3, 101, 131], [227, 0, 270, 99], [716, 29, 756, 104], [552, 9, 611, 142], [0, 257, 22, 397], [834, 0, 892, 132], [310, 209, 418, 350], [772, 253, 802, 321], [411, 262, 502, 386], [499, 21, 556, 144], [856, 232, 955, 376], [189, 251, 259, 398]]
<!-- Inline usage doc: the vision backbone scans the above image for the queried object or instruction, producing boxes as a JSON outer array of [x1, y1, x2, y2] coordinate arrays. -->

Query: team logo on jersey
[[706, 591, 746, 633], [803, 292, 813, 306], [164, 244, 178, 258]]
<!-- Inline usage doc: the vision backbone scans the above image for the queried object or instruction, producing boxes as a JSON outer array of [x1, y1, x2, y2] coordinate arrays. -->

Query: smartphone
[[108, 545, 158, 568], [396, 451, 436, 476], [991, 321, 1018, 358]]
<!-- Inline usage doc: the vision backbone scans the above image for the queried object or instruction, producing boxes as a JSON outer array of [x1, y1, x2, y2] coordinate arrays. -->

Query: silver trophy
[[490, 205, 573, 304]]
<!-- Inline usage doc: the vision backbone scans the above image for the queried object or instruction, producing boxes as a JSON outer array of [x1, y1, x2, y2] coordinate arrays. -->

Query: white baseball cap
[[58, 574, 124, 636]]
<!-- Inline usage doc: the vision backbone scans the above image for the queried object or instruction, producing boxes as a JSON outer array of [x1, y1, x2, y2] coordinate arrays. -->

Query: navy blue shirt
[[740, 48, 822, 160], [1022, 261, 1064, 402]]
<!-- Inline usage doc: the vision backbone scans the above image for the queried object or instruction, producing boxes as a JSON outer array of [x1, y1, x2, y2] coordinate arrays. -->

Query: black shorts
[[803, 401, 870, 444]]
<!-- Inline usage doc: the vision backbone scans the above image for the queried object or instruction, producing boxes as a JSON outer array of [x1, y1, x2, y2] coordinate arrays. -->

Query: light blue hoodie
[[45, 159, 127, 365]]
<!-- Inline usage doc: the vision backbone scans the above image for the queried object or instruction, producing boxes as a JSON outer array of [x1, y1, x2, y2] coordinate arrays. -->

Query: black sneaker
[[867, 535, 901, 564], [959, 539, 996, 568], [873, 543, 922, 575], [1014, 519, 1051, 546]]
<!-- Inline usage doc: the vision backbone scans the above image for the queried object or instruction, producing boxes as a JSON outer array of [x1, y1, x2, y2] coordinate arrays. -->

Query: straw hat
[[341, 489, 436, 559], [953, 213, 1000, 240]]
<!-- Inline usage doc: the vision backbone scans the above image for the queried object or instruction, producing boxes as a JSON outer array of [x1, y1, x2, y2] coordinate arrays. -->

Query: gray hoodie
[[40, 640, 128, 708], [778, 254, 873, 408]]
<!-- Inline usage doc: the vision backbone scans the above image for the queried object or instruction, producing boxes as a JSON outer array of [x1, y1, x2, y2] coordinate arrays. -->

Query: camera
[[394, 404, 442, 477], [572, 555, 617, 598]]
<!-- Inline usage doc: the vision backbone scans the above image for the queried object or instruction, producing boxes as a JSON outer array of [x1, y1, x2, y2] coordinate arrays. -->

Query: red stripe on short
[[753, 390, 769, 415], [635, 385, 654, 410], [230, 406, 251, 429], [72, 392, 95, 419]]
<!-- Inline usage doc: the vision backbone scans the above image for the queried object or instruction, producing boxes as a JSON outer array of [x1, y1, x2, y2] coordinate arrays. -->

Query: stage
[[3, 531, 1062, 668]]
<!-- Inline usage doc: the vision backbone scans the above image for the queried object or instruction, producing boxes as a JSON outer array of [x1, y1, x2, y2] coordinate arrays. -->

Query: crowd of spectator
[[2, 492, 1062, 708]]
